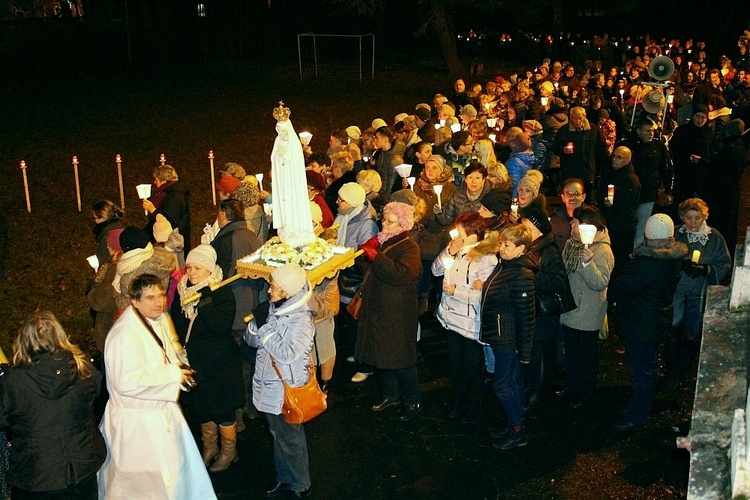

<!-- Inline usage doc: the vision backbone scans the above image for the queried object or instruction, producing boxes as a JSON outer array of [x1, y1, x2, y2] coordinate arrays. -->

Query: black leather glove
[[684, 262, 708, 278], [253, 301, 271, 328]]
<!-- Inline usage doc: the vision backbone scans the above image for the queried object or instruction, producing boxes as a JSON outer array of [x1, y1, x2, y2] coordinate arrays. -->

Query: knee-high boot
[[209, 422, 239, 473], [200, 422, 219, 467]]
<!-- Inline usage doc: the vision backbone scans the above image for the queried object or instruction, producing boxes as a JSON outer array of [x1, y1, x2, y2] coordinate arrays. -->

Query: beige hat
[[271, 263, 307, 296], [394, 112, 409, 124], [541, 81, 555, 94], [518, 170, 543, 198], [523, 120, 543, 136], [186, 244, 217, 270], [460, 104, 478, 118], [371, 118, 388, 130], [338, 182, 366, 207], [345, 126, 361, 141], [645, 213, 674, 240], [153, 214, 173, 243]]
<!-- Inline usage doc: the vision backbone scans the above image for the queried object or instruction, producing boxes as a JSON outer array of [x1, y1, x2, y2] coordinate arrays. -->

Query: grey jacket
[[560, 229, 614, 332], [245, 284, 315, 415]]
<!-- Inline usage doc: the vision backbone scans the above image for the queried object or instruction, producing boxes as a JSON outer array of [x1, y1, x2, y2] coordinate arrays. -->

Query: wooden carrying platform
[[236, 248, 361, 287]]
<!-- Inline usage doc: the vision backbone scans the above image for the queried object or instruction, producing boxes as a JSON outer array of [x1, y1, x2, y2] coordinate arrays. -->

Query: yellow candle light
[[691, 250, 701, 263]]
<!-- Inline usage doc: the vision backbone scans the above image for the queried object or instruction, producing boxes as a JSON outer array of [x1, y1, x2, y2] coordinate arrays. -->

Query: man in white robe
[[98, 274, 216, 500]]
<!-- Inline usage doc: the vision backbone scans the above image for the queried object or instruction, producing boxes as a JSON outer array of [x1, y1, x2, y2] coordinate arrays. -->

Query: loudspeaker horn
[[649, 56, 675, 81], [642, 90, 666, 114]]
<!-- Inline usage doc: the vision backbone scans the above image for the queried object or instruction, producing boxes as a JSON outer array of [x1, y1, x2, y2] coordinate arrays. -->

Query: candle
[[578, 224, 597, 247], [511, 198, 518, 216], [208, 150, 216, 206], [433, 184, 443, 209], [541, 96, 549, 106], [72, 156, 81, 212], [160, 153, 166, 165], [407, 176, 416, 189], [489, 133, 497, 142], [691, 249, 701, 263], [667, 94, 674, 104], [256, 173, 264, 191], [449, 228, 459, 239], [434, 123, 441, 130], [450, 123, 461, 133], [443, 256, 455, 284], [564, 142, 575, 154], [115, 154, 125, 209], [607, 184, 615, 203], [136, 183, 152, 215], [20, 160, 31, 213]]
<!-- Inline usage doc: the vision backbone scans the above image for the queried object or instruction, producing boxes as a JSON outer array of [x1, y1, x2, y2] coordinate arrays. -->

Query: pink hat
[[383, 202, 415, 232], [107, 228, 124, 253]]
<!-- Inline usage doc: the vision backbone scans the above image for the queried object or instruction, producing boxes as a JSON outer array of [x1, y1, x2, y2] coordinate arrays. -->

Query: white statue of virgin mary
[[270, 102, 316, 248]]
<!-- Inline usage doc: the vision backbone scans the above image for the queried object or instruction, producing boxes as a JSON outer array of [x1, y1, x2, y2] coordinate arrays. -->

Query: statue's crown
[[273, 101, 291, 122]]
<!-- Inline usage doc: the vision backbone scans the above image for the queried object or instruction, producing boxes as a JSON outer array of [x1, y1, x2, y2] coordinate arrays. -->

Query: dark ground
[[1, 61, 749, 499]]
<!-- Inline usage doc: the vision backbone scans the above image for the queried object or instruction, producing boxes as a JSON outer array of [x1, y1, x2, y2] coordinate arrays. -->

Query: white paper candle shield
[[578, 224, 597, 246], [487, 118, 497, 128], [395, 164, 412, 178], [136, 183, 152, 199], [299, 132, 313, 146], [450, 123, 461, 133], [86, 255, 99, 273], [256, 173, 264, 191], [433, 184, 443, 209], [449, 228, 459, 239], [407, 177, 416, 189]]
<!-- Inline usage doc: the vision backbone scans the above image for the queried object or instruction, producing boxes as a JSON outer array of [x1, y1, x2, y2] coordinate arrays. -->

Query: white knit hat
[[153, 214, 173, 243], [371, 118, 387, 130], [345, 126, 361, 141], [338, 182, 366, 207], [271, 263, 307, 296], [186, 244, 217, 269], [645, 214, 674, 240]]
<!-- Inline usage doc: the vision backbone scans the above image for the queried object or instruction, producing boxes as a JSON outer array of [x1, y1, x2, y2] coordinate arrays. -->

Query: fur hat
[[460, 104, 478, 118], [107, 228, 124, 253], [480, 188, 512, 216], [414, 104, 432, 122], [346, 126, 361, 141], [522, 120, 543, 136], [390, 189, 418, 206], [338, 182, 366, 207], [186, 244, 217, 270], [521, 206, 552, 235], [271, 263, 307, 296], [645, 213, 674, 240], [518, 169, 544, 198], [305, 170, 327, 192], [371, 118, 388, 129], [726, 119, 745, 138], [120, 227, 150, 253], [383, 202, 415, 232], [153, 214, 173, 243], [216, 174, 241, 195]]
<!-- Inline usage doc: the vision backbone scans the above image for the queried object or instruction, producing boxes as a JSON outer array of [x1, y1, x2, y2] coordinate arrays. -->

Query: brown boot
[[200, 422, 219, 467], [209, 422, 239, 473]]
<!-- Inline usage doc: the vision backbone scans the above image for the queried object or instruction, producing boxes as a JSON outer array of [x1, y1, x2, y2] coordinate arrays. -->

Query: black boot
[[658, 326, 682, 393]]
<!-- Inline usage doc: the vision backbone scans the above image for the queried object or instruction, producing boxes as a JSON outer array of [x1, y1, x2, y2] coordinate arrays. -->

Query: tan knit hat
[[271, 263, 307, 296], [517, 170, 544, 198], [153, 214, 173, 243]]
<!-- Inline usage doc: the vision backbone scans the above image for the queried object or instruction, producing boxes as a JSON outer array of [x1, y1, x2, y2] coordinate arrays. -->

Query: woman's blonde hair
[[13, 310, 93, 379], [330, 151, 354, 174], [153, 165, 179, 182], [356, 169, 382, 194], [678, 197, 709, 219], [498, 223, 532, 250]]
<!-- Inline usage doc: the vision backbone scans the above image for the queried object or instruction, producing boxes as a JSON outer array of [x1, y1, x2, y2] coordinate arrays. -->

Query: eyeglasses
[[564, 192, 583, 198]]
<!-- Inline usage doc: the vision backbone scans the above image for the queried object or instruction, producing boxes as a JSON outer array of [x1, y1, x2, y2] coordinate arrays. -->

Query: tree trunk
[[430, 0, 463, 76]]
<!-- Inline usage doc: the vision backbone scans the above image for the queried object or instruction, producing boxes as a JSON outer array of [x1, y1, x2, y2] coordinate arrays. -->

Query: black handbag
[[536, 278, 576, 317], [338, 265, 364, 300]]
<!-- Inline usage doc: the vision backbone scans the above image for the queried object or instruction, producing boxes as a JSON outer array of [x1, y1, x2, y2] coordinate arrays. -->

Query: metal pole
[[371, 34, 375, 80], [298, 34, 303, 81], [359, 35, 362, 83], [313, 35, 318, 78]]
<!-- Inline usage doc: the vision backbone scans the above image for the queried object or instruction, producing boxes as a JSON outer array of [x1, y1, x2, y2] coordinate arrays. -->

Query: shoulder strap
[[133, 307, 169, 364]]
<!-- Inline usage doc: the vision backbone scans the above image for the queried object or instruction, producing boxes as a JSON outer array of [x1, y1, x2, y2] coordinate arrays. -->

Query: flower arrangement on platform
[[254, 236, 333, 270]]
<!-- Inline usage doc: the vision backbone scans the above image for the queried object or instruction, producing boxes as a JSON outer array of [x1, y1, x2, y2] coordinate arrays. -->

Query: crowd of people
[[0, 33, 744, 498]]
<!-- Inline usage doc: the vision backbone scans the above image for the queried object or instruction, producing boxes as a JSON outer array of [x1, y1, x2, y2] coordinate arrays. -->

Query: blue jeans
[[624, 339, 659, 425], [634, 202, 655, 247], [265, 413, 311, 492], [382, 366, 421, 405], [483, 345, 495, 373], [490, 345, 525, 428]]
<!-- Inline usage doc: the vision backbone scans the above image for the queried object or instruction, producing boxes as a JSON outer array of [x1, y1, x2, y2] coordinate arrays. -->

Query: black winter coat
[[553, 122, 610, 185], [608, 240, 688, 343], [0, 351, 106, 492], [171, 284, 245, 420], [145, 181, 192, 253], [480, 253, 538, 362], [527, 233, 573, 322], [669, 121, 712, 204], [596, 164, 641, 234], [355, 232, 422, 369], [619, 135, 673, 203]]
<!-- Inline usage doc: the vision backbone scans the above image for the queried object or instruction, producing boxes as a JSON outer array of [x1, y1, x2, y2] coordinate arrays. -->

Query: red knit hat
[[216, 174, 241, 195]]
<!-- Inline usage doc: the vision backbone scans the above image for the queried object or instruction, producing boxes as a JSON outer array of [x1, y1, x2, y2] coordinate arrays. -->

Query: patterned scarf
[[562, 237, 585, 274], [678, 221, 711, 246], [177, 265, 223, 320]]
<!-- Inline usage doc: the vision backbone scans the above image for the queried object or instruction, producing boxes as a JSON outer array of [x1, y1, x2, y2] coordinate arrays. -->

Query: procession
[[1, 25, 749, 498]]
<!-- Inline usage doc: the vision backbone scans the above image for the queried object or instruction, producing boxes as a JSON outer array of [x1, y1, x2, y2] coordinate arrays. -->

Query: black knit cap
[[520, 206, 552, 235], [480, 188, 512, 216], [120, 227, 150, 253]]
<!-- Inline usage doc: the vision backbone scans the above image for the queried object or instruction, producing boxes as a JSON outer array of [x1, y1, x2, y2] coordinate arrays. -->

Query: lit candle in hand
[[433, 184, 443, 209], [691, 250, 701, 263]]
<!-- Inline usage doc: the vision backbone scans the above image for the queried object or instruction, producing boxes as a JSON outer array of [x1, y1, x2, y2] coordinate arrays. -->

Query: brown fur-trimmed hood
[[468, 231, 499, 260], [632, 238, 689, 260]]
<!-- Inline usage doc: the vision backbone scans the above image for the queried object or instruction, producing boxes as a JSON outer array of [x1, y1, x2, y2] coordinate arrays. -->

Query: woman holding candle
[[608, 214, 688, 431], [660, 198, 731, 391], [510, 169, 545, 223], [413, 155, 456, 314], [143, 165, 192, 254], [92, 200, 126, 265], [558, 206, 614, 409], [354, 202, 423, 421], [432, 213, 497, 424], [480, 223, 537, 449], [435, 161, 491, 226]]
